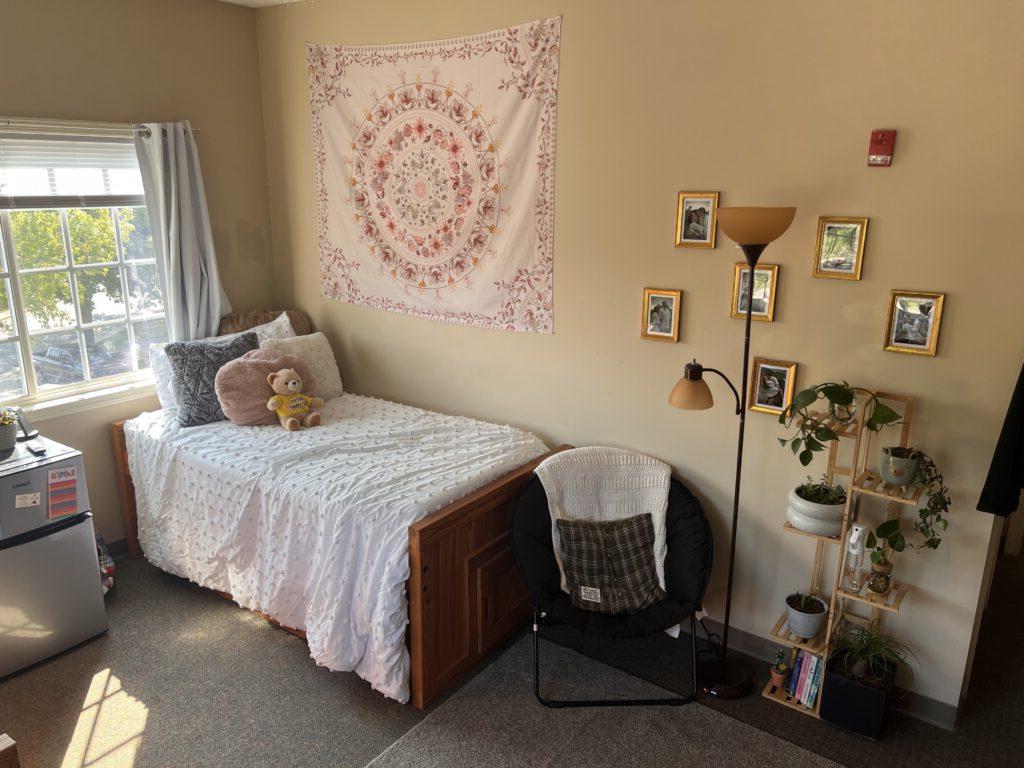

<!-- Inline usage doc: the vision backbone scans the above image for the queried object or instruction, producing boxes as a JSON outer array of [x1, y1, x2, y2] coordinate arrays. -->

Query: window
[[0, 126, 168, 402]]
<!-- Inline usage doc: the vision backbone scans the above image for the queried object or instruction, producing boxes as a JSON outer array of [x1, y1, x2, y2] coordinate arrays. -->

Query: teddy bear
[[266, 368, 325, 431]]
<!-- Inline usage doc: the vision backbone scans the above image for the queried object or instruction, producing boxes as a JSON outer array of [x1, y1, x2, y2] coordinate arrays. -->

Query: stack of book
[[781, 648, 824, 709]]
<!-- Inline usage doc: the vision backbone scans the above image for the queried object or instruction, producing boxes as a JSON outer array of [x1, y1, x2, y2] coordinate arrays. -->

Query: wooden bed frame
[[111, 418, 566, 709]]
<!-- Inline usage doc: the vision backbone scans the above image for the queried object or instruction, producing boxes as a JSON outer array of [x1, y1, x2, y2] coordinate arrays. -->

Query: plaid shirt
[[556, 513, 665, 615]]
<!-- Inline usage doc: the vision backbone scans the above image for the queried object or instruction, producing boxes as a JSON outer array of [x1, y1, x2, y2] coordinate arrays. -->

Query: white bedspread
[[124, 394, 547, 702]]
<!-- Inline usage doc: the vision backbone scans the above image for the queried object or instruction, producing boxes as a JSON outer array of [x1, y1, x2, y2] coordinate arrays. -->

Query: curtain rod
[[0, 119, 200, 141]]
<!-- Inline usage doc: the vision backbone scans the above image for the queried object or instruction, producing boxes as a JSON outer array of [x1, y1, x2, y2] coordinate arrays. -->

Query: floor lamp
[[668, 206, 796, 699]]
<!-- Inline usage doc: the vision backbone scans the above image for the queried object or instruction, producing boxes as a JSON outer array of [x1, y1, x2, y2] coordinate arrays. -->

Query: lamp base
[[698, 657, 755, 700]]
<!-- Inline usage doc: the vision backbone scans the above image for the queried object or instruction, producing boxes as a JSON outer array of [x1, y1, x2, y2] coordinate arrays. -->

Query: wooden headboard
[[217, 309, 313, 337]]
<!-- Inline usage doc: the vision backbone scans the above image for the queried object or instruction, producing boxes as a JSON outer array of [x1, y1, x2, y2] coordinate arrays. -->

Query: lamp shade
[[669, 375, 714, 410], [716, 207, 797, 246]]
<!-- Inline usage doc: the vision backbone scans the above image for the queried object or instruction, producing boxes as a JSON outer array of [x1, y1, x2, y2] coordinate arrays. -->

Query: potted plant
[[785, 591, 828, 639], [820, 626, 915, 739], [778, 382, 901, 466], [880, 446, 919, 486], [770, 649, 789, 689], [787, 475, 847, 537], [0, 408, 17, 452]]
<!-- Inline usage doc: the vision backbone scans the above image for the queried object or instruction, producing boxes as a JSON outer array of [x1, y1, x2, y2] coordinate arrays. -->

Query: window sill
[[20, 378, 158, 421]]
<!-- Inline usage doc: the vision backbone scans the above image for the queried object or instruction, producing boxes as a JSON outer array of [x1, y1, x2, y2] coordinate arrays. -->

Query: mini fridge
[[0, 437, 108, 678]]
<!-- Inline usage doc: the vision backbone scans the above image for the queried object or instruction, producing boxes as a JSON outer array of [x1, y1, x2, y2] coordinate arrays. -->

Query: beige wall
[[0, 0, 272, 538], [257, 0, 1024, 708]]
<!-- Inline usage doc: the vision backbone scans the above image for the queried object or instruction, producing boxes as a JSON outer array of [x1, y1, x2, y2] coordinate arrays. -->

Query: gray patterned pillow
[[164, 332, 259, 427]]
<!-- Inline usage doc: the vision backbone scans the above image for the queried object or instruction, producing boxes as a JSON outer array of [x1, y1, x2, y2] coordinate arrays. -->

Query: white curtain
[[134, 121, 230, 341]]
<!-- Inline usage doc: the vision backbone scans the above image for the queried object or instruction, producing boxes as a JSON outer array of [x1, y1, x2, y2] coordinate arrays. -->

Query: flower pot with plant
[[879, 446, 919, 486], [0, 408, 17, 452], [785, 591, 828, 639], [820, 626, 915, 739], [769, 649, 789, 689], [787, 475, 847, 537]]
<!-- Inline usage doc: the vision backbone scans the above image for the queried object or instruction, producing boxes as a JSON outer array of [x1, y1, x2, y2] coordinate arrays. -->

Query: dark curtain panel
[[978, 359, 1024, 516]]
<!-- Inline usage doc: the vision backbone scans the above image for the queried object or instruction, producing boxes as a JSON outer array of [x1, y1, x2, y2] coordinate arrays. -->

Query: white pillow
[[261, 332, 343, 401], [148, 312, 298, 411]]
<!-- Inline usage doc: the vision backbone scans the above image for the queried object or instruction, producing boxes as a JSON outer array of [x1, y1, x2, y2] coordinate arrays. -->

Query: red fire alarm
[[868, 129, 897, 167]]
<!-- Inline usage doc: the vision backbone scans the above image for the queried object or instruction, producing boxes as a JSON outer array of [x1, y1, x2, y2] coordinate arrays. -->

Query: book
[[806, 656, 824, 708], [788, 651, 804, 696], [797, 653, 817, 704]]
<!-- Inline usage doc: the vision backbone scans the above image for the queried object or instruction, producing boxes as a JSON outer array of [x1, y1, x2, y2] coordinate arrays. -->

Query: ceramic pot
[[786, 487, 845, 538], [770, 669, 787, 688], [880, 447, 919, 487], [785, 595, 829, 639], [0, 421, 16, 452]]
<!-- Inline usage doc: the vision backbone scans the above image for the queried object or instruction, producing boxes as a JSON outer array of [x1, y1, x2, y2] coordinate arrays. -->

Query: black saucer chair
[[511, 474, 714, 708]]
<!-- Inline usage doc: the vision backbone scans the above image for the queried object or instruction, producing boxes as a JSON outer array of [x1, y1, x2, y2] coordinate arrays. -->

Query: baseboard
[[698, 616, 958, 731]]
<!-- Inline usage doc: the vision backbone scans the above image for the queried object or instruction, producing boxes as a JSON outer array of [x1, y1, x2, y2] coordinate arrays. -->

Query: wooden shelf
[[836, 581, 909, 613], [851, 469, 925, 506], [761, 679, 820, 717], [803, 411, 859, 439], [783, 521, 841, 544], [769, 612, 829, 655]]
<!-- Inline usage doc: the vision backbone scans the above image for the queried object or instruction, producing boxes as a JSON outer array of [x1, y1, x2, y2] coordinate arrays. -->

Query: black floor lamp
[[668, 206, 796, 699]]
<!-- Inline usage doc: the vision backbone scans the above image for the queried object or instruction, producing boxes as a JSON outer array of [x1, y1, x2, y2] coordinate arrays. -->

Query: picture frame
[[884, 290, 945, 356], [749, 358, 797, 415], [813, 216, 868, 280], [731, 263, 778, 322], [675, 192, 719, 249], [641, 288, 682, 342]]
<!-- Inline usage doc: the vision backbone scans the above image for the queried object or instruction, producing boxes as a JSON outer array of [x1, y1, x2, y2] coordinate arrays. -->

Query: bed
[[111, 310, 561, 708]]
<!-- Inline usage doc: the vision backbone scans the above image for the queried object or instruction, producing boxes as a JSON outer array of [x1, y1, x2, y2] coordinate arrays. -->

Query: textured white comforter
[[124, 394, 547, 702]]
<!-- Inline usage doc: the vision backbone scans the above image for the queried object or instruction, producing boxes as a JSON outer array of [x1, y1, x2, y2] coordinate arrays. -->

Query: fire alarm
[[868, 129, 897, 167]]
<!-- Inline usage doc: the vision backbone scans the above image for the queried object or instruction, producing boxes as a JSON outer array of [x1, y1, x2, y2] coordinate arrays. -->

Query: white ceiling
[[217, 0, 300, 7]]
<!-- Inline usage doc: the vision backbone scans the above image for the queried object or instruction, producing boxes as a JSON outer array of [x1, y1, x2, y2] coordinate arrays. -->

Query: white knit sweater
[[534, 446, 670, 592]]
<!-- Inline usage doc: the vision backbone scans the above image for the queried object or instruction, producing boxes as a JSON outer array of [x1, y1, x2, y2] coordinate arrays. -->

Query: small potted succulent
[[770, 649, 790, 689], [785, 591, 828, 639], [787, 475, 847, 537], [821, 626, 915, 739], [0, 407, 18, 452]]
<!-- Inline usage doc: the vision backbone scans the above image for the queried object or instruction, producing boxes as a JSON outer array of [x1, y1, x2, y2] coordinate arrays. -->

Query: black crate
[[819, 662, 895, 740]]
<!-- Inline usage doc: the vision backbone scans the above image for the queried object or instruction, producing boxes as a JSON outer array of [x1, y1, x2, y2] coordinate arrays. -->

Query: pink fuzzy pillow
[[214, 349, 317, 426]]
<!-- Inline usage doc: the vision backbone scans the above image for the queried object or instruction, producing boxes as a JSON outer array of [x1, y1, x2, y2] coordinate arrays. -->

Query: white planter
[[786, 595, 829, 639], [786, 487, 845, 538]]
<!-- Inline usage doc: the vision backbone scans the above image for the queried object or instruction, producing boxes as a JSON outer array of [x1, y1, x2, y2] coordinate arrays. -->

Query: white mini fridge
[[0, 437, 108, 678]]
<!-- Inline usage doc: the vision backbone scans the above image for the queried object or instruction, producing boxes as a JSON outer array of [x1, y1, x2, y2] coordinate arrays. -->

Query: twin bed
[[112, 311, 560, 708]]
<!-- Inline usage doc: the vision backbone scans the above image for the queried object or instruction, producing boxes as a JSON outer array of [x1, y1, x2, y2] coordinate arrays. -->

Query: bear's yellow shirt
[[276, 393, 314, 420]]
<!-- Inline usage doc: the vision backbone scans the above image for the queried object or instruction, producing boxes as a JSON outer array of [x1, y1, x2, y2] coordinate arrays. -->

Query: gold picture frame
[[884, 290, 945, 356], [813, 216, 868, 280], [675, 192, 719, 249], [749, 358, 798, 415], [731, 263, 778, 322], [641, 288, 682, 342]]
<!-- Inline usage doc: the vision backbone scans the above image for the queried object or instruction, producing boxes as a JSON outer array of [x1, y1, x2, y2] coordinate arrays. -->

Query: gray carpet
[[0, 558, 424, 768], [367, 635, 839, 768]]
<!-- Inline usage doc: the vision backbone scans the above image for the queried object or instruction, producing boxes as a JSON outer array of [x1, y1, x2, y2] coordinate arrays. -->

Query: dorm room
[[1, 2, 1023, 767]]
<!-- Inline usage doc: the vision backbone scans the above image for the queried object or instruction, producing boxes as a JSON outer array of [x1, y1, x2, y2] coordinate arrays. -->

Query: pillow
[[261, 332, 343, 401], [148, 313, 297, 411], [556, 513, 666, 615], [164, 332, 258, 427], [215, 349, 315, 426]]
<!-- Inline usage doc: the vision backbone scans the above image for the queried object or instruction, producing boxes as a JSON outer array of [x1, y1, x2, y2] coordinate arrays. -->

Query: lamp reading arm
[[701, 367, 741, 415]]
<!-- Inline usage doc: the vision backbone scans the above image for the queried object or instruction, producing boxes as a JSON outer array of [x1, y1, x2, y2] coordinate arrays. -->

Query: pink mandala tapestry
[[307, 17, 561, 333]]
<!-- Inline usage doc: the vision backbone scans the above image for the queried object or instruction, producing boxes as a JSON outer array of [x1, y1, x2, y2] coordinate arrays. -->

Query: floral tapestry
[[307, 17, 561, 333]]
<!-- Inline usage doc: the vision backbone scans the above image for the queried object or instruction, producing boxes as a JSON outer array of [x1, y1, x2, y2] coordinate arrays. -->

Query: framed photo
[[749, 358, 797, 415], [731, 263, 778, 322], [641, 288, 682, 342], [884, 290, 945, 356], [813, 216, 868, 280], [675, 192, 719, 249]]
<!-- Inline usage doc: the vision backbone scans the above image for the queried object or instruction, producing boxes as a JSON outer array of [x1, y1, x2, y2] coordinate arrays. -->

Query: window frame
[[0, 195, 169, 406]]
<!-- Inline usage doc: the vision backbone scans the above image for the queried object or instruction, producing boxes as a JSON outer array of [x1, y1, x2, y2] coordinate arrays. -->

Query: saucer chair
[[511, 474, 713, 708]]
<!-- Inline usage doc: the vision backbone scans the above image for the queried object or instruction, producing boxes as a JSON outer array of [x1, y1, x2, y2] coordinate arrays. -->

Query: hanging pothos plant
[[777, 382, 902, 467]]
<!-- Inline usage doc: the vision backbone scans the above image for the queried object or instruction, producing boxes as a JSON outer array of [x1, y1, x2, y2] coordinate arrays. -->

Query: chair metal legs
[[532, 607, 699, 708]]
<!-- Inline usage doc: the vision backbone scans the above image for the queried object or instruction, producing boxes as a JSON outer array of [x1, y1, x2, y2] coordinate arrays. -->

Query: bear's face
[[268, 368, 303, 395]]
